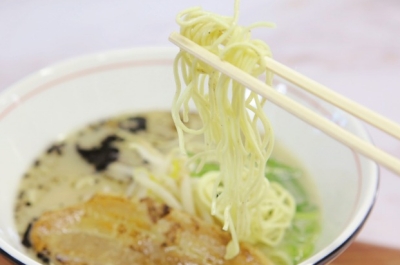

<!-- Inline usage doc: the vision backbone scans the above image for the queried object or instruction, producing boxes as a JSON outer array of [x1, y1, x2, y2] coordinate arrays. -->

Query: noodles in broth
[[14, 3, 321, 265]]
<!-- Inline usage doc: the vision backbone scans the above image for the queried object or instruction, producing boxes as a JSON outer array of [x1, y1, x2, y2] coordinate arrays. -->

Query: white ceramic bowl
[[0, 47, 378, 265]]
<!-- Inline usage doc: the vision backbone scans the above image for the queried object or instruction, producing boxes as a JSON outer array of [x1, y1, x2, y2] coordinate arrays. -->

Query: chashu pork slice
[[29, 194, 273, 265]]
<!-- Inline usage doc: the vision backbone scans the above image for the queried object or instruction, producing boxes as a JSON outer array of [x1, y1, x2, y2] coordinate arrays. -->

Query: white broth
[[15, 111, 320, 265]]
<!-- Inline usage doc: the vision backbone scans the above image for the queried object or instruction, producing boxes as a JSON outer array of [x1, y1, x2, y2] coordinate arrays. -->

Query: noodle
[[172, 1, 295, 259]]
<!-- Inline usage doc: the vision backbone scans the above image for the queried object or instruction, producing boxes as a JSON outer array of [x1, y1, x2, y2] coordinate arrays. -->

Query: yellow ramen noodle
[[171, 2, 295, 259]]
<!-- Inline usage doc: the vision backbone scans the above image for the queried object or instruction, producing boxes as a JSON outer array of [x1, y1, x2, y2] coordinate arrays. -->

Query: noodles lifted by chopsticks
[[171, 1, 295, 259]]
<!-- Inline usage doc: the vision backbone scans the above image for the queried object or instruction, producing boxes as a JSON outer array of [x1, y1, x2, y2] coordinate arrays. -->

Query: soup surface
[[15, 111, 320, 265]]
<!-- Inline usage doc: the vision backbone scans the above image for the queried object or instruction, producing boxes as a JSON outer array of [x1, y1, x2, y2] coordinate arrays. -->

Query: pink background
[[0, 0, 399, 250]]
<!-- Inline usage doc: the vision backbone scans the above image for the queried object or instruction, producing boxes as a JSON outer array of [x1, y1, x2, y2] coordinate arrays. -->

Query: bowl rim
[[0, 47, 380, 265]]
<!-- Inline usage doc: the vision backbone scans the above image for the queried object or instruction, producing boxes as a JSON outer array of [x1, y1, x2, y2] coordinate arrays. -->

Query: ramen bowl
[[0, 47, 378, 265]]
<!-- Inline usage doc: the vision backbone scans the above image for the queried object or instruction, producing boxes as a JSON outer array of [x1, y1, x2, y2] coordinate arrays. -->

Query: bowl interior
[[0, 47, 378, 265]]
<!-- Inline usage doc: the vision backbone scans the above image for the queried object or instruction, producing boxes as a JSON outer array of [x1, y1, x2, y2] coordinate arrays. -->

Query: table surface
[[1, 242, 399, 265], [0, 0, 399, 264]]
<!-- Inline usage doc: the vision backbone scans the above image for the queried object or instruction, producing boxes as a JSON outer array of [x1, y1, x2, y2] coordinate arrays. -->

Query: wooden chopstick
[[169, 32, 400, 176], [264, 57, 400, 140]]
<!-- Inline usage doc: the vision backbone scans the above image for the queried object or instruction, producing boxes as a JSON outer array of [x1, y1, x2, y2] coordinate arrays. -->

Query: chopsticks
[[169, 32, 400, 176], [263, 57, 400, 140]]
